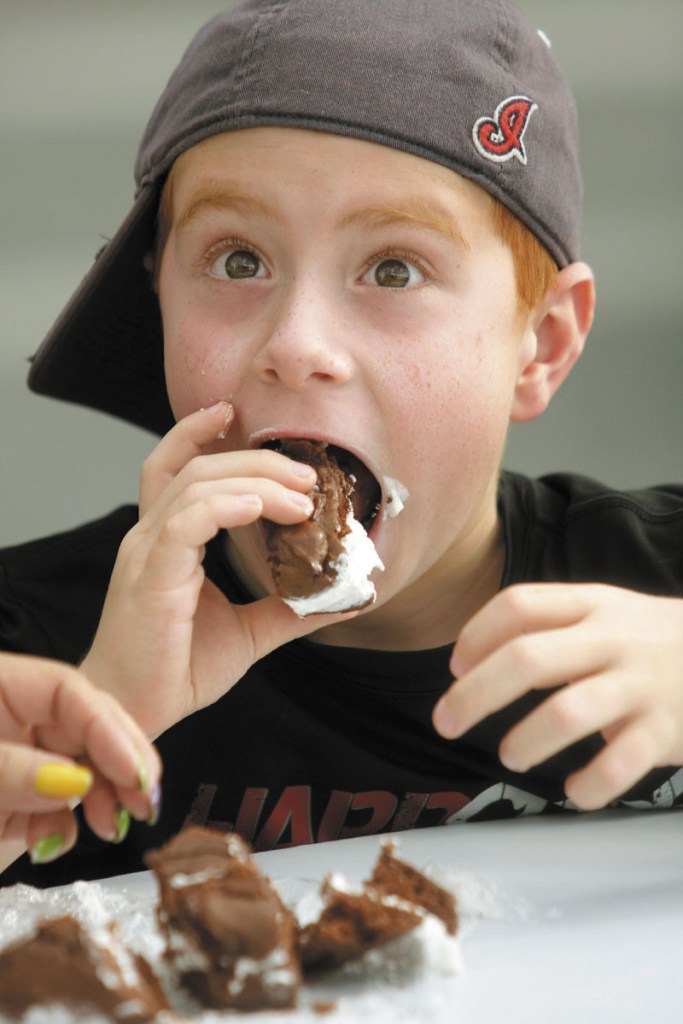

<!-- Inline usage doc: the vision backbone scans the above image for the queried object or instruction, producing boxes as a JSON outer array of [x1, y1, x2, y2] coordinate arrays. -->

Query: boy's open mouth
[[261, 438, 382, 534]]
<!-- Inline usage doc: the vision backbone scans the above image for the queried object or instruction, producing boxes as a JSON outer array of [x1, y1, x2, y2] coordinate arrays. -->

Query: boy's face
[[158, 127, 535, 632]]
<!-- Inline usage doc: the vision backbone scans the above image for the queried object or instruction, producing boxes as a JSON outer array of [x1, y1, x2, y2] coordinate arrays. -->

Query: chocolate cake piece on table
[[369, 839, 458, 936], [0, 914, 168, 1022], [145, 825, 300, 1011], [299, 839, 458, 973]]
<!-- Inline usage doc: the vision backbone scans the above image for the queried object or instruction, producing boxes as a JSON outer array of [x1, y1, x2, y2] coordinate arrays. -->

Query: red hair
[[490, 198, 559, 320]]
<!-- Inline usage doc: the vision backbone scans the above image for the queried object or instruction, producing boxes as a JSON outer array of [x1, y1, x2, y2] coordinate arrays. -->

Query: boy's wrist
[[78, 652, 161, 739]]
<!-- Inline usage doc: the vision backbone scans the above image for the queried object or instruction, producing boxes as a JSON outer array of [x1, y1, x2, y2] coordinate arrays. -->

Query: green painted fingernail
[[111, 806, 131, 844], [30, 833, 64, 864]]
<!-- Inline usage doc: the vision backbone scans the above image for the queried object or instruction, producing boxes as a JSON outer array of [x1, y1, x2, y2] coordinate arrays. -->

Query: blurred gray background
[[1, 0, 681, 547]]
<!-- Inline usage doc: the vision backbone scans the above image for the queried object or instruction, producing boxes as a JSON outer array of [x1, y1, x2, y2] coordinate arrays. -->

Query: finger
[[0, 743, 92, 813], [236, 593, 361, 666], [0, 653, 92, 736], [435, 623, 610, 740], [177, 446, 318, 494], [564, 716, 668, 810], [0, 810, 30, 842], [76, 703, 163, 824], [26, 808, 79, 864], [145, 474, 315, 539], [141, 451, 317, 539], [143, 482, 319, 595], [82, 775, 134, 843], [139, 401, 235, 511], [140, 404, 316, 509], [498, 670, 633, 772], [453, 583, 596, 677], [77, 731, 159, 827], [144, 492, 265, 589]]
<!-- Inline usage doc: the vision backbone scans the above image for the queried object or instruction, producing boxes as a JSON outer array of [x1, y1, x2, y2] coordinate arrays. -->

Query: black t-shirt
[[1, 471, 682, 886]]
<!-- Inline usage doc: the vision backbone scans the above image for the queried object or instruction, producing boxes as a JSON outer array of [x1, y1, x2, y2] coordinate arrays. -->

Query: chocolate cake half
[[145, 826, 300, 1011], [298, 874, 424, 973], [299, 840, 458, 973], [263, 439, 383, 616], [369, 840, 458, 936]]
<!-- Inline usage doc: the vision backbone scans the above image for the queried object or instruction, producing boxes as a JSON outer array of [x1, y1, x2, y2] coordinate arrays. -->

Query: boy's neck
[[310, 507, 505, 652]]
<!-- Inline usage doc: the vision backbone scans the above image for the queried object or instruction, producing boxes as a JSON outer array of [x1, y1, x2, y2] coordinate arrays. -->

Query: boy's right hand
[[81, 402, 350, 738]]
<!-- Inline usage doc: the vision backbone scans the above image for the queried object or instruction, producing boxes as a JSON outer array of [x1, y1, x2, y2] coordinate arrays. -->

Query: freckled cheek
[[390, 341, 514, 493], [163, 307, 242, 420]]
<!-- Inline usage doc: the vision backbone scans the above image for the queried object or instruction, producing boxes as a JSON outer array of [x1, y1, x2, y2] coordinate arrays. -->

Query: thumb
[[240, 593, 359, 661]]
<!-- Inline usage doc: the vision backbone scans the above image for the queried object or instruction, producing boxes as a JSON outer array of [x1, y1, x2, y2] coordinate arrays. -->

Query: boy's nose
[[252, 297, 354, 391]]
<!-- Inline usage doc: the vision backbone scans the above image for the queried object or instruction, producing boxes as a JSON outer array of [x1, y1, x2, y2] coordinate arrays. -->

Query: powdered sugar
[[0, 852, 500, 1023]]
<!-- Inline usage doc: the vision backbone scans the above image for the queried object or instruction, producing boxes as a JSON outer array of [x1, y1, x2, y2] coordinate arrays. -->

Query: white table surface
[[96, 810, 683, 1024]]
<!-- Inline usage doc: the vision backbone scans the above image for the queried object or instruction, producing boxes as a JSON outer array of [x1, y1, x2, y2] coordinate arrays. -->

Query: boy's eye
[[209, 248, 264, 279], [363, 257, 425, 288]]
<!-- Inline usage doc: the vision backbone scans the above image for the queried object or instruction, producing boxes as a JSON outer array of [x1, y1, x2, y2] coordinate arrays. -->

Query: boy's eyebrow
[[174, 183, 283, 230], [173, 185, 470, 249], [341, 202, 471, 249]]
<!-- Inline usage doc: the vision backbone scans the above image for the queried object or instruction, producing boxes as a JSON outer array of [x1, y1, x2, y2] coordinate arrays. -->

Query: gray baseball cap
[[28, 0, 582, 435]]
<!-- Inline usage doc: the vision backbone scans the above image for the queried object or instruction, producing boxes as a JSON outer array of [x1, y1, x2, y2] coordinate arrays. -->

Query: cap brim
[[28, 183, 175, 436]]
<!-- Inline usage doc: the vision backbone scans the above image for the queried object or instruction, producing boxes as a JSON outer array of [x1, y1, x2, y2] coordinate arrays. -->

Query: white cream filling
[[169, 867, 226, 889], [324, 873, 427, 919], [284, 513, 384, 617], [225, 946, 297, 999], [382, 476, 410, 520], [167, 928, 211, 973]]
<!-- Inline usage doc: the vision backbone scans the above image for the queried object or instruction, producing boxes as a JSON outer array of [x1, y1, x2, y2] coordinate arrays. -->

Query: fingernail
[[34, 763, 93, 800], [500, 748, 522, 773], [137, 760, 163, 823], [433, 698, 458, 739], [30, 833, 65, 864], [148, 783, 163, 827], [110, 806, 131, 844], [136, 753, 150, 795], [289, 491, 314, 510], [202, 400, 229, 414], [291, 461, 316, 479]]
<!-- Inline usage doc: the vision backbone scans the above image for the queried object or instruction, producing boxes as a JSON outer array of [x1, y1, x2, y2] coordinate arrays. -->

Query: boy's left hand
[[433, 583, 683, 809]]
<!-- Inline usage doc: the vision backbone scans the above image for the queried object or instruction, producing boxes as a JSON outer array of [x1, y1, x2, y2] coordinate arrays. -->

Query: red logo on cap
[[473, 95, 538, 165]]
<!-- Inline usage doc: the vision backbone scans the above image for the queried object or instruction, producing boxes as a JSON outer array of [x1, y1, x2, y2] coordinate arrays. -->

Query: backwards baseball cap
[[29, 0, 582, 435]]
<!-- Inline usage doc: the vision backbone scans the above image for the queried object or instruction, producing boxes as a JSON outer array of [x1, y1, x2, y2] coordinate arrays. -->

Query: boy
[[1, 0, 681, 885]]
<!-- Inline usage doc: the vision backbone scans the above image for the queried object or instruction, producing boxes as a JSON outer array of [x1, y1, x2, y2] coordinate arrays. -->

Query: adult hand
[[0, 652, 161, 865], [81, 402, 355, 738], [433, 583, 683, 809]]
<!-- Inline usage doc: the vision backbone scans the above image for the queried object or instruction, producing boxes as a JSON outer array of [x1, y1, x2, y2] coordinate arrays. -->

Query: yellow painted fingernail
[[34, 763, 93, 800], [30, 833, 65, 864]]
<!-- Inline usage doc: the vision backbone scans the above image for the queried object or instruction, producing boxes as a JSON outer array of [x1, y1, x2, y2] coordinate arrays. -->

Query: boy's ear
[[510, 261, 595, 423]]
